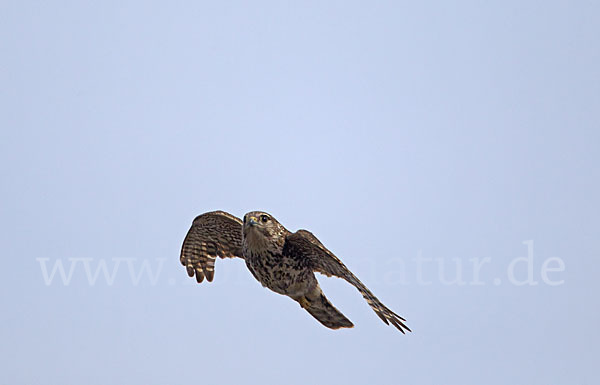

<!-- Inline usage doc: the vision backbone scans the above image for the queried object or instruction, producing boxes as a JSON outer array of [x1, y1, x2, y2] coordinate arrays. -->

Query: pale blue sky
[[1, 1, 599, 384]]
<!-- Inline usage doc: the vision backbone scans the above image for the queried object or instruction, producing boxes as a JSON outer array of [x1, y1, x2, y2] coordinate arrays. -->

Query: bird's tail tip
[[298, 290, 353, 330]]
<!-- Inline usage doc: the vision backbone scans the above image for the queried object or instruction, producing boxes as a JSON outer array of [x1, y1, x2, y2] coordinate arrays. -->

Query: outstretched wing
[[180, 211, 243, 283], [283, 230, 411, 333]]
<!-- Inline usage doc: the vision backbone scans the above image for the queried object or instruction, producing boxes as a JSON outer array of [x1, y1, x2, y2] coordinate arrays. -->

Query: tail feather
[[298, 286, 353, 329]]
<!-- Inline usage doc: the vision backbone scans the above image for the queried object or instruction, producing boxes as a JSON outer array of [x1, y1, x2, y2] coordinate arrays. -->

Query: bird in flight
[[180, 210, 411, 333]]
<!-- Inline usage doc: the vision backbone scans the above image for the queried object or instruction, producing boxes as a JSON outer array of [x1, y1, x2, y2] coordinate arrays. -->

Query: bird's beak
[[248, 216, 258, 226]]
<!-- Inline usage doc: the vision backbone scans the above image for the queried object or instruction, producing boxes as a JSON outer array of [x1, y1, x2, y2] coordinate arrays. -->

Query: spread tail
[[297, 285, 353, 329]]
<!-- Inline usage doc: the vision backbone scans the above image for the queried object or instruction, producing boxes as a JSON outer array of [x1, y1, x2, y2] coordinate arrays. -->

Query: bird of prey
[[180, 210, 411, 333]]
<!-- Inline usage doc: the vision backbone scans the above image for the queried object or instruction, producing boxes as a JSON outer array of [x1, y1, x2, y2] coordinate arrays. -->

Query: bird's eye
[[260, 215, 269, 223]]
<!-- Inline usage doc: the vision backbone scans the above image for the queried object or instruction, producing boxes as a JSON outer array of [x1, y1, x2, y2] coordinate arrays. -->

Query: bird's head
[[242, 211, 287, 251]]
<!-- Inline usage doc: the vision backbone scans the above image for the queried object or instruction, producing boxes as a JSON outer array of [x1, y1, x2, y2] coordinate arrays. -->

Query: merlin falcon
[[180, 210, 411, 333]]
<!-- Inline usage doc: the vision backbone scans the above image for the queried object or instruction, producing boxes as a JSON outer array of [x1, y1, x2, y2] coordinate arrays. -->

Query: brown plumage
[[180, 210, 411, 333]]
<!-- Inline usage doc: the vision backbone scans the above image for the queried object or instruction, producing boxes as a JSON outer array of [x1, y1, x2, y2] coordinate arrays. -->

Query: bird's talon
[[299, 297, 311, 308]]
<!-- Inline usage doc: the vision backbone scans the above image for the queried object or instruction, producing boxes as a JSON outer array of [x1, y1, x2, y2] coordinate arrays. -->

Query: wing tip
[[390, 317, 411, 334], [195, 268, 205, 283], [185, 265, 195, 277]]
